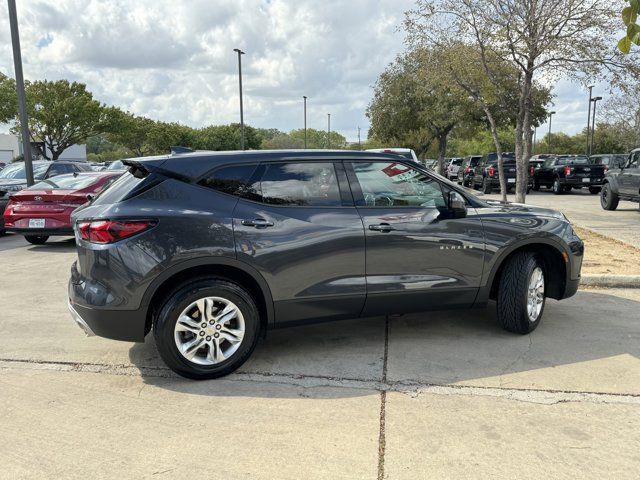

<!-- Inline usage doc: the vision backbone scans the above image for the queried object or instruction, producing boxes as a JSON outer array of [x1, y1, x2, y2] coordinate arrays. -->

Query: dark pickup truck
[[601, 149, 640, 210], [472, 153, 532, 194], [531, 155, 605, 195]]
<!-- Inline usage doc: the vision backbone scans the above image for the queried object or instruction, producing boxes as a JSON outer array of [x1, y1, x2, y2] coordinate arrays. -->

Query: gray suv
[[68, 150, 584, 379]]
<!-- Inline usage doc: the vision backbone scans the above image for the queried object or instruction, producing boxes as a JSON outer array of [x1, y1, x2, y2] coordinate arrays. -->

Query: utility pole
[[327, 114, 331, 149], [586, 85, 593, 155], [533, 127, 537, 155], [590, 97, 602, 155], [547, 111, 556, 153], [7, 0, 33, 185], [303, 96, 307, 149], [233, 48, 245, 150], [357, 126, 361, 148]]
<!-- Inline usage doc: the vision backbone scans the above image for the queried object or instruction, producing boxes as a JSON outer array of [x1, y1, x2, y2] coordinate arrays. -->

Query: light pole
[[303, 96, 307, 149], [590, 96, 602, 155], [547, 111, 556, 153], [585, 85, 593, 155], [233, 48, 245, 150], [357, 126, 361, 148], [533, 127, 537, 155], [7, 0, 33, 185], [327, 113, 331, 149]]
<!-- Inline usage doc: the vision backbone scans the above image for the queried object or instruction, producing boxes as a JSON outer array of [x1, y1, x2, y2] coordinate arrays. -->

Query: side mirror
[[448, 191, 467, 218], [86, 194, 94, 202]]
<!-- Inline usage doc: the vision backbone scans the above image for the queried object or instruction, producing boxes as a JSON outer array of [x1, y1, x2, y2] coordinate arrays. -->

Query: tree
[[618, 0, 640, 53], [406, 0, 640, 202], [107, 111, 155, 157], [288, 128, 347, 149], [0, 72, 17, 124], [261, 133, 304, 149], [368, 48, 480, 174]]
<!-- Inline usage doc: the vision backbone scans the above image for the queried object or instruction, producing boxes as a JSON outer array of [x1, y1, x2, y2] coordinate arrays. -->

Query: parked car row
[[530, 155, 606, 195]]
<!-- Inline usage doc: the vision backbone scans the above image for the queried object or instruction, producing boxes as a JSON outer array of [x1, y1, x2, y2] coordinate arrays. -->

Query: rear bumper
[[561, 177, 604, 186], [6, 227, 74, 236]]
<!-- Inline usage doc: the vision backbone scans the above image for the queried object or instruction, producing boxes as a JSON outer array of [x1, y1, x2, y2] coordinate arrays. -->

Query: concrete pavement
[[1, 231, 639, 478]]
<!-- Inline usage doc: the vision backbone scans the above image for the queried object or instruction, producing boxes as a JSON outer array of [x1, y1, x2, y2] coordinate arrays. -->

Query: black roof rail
[[170, 146, 194, 155]]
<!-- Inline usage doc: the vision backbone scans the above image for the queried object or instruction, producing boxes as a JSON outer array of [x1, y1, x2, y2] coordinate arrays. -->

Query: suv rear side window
[[259, 163, 341, 207], [91, 171, 143, 205], [200, 164, 260, 200]]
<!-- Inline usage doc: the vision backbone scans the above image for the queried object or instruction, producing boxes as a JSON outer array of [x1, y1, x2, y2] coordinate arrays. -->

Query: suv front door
[[346, 161, 486, 316], [233, 161, 366, 325], [620, 152, 640, 196]]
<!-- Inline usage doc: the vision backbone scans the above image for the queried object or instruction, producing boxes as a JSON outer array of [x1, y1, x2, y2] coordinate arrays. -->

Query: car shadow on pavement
[[128, 289, 640, 398], [26, 237, 77, 252]]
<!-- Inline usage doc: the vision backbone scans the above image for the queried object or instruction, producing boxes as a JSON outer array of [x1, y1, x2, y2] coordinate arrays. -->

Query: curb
[[580, 275, 640, 289]]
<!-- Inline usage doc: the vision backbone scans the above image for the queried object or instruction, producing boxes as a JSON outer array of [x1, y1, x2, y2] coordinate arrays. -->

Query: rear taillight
[[604, 165, 609, 173], [563, 166, 572, 176], [488, 166, 495, 177], [465, 166, 471, 173], [77, 219, 155, 244], [530, 166, 535, 176]]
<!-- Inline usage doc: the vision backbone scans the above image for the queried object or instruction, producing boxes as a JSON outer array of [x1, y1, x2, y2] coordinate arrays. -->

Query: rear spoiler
[[122, 159, 191, 183]]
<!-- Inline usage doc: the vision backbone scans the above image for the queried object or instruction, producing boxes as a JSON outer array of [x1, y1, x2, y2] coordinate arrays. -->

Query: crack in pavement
[[1, 357, 639, 406], [377, 316, 390, 480]]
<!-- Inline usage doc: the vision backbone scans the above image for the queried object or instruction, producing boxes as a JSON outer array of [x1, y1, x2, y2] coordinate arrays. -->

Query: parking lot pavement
[[1, 235, 639, 478], [483, 189, 640, 248]]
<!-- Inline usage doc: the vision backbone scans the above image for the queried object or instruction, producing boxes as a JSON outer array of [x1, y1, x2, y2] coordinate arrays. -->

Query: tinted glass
[[352, 162, 445, 208], [49, 164, 74, 176], [91, 172, 143, 205], [0, 163, 49, 180], [260, 163, 341, 206], [200, 164, 259, 200]]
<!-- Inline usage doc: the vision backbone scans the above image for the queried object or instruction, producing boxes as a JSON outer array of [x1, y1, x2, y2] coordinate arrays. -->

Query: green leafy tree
[[618, 0, 640, 53], [0, 72, 17, 124], [368, 47, 481, 174], [9, 79, 118, 160], [288, 128, 347, 149], [106, 112, 156, 157]]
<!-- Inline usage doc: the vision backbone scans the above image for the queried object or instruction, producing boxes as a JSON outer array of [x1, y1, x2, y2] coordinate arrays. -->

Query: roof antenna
[[170, 146, 194, 155]]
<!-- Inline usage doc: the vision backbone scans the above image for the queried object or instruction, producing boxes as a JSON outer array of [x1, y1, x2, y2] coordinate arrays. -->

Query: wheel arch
[[478, 238, 569, 304], [141, 257, 274, 336]]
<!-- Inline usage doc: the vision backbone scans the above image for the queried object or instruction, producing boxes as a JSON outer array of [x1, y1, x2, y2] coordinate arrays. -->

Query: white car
[[365, 148, 419, 163], [445, 157, 464, 180]]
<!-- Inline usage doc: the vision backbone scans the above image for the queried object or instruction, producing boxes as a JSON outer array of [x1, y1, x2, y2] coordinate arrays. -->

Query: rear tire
[[25, 235, 49, 245], [153, 277, 261, 380], [532, 179, 540, 191], [552, 178, 563, 195], [600, 183, 619, 211], [482, 178, 492, 194], [497, 252, 545, 334]]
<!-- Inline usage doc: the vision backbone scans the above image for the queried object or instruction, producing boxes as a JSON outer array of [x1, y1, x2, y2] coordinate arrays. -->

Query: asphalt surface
[[482, 188, 640, 248], [1, 193, 639, 479]]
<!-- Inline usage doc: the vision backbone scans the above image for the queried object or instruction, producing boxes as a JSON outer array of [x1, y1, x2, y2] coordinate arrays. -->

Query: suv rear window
[[200, 164, 259, 200], [91, 171, 143, 205]]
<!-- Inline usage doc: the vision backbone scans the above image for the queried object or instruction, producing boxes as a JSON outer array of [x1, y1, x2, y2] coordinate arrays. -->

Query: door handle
[[242, 218, 274, 228], [369, 223, 395, 232]]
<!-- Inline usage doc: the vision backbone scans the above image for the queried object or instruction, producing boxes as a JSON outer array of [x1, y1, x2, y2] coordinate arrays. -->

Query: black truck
[[600, 149, 640, 210], [531, 155, 606, 195], [472, 152, 532, 194]]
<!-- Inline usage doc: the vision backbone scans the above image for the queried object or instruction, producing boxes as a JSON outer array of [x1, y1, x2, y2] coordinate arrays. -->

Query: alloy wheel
[[526, 267, 544, 322]]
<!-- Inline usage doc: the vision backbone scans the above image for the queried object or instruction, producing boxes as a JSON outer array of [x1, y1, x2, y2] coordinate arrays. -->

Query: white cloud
[[0, 0, 617, 142], [0, 0, 413, 140]]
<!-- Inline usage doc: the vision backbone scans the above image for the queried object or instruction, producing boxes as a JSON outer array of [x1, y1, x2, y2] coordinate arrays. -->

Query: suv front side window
[[351, 162, 446, 208], [259, 162, 341, 207]]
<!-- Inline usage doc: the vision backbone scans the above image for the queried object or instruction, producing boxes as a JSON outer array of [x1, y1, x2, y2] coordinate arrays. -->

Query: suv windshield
[[0, 163, 49, 180]]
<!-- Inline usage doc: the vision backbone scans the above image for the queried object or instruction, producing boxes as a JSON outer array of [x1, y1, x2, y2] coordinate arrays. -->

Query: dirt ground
[[574, 226, 640, 275]]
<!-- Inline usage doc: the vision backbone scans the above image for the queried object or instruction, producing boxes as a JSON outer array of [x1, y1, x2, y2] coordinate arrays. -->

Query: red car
[[3, 172, 121, 244]]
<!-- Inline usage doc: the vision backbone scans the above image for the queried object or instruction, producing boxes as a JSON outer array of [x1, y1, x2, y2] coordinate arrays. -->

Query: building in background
[[0, 133, 86, 163], [0, 134, 20, 164]]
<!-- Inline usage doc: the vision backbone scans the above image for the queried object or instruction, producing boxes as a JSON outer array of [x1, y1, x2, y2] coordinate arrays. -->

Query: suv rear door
[[345, 160, 485, 316], [232, 160, 366, 325]]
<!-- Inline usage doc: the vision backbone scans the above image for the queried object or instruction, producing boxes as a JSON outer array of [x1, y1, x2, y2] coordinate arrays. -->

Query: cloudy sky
[[0, 0, 610, 142]]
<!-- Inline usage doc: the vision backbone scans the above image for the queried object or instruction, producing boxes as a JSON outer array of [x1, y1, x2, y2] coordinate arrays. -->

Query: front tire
[[482, 178, 492, 194], [153, 277, 261, 380], [497, 252, 545, 334], [25, 235, 49, 245], [600, 183, 619, 211]]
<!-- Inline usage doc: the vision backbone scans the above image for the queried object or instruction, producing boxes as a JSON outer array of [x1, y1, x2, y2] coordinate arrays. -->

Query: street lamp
[[357, 126, 361, 148], [233, 48, 245, 150], [590, 96, 602, 155], [303, 96, 307, 149], [327, 113, 331, 149], [7, 0, 33, 185], [585, 85, 593, 155], [547, 111, 556, 153]]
